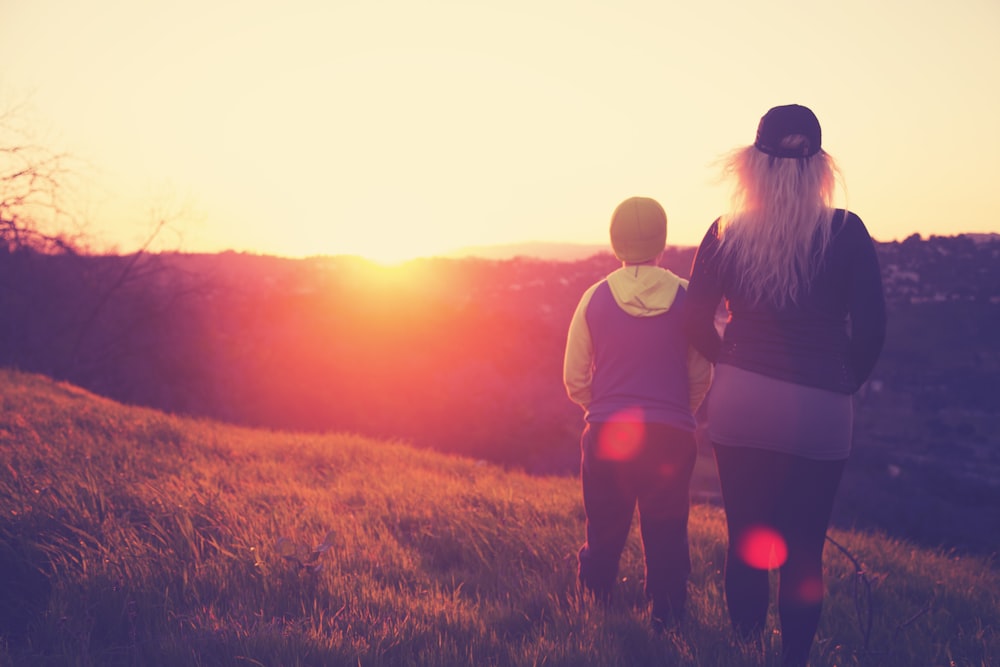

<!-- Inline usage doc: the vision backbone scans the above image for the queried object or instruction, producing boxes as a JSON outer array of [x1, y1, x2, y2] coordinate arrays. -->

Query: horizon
[[84, 230, 1000, 264]]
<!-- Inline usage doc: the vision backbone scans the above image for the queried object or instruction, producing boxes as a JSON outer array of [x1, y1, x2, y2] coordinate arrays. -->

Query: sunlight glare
[[272, 214, 462, 264]]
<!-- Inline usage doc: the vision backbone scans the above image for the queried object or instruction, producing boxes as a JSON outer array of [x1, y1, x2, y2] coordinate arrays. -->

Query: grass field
[[0, 369, 996, 666]]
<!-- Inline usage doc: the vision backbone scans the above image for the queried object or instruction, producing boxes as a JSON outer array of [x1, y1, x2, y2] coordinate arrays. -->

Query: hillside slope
[[0, 370, 996, 666]]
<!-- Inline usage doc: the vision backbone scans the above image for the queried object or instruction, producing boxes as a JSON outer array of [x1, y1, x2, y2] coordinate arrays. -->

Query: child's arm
[[687, 346, 713, 413], [563, 285, 599, 408]]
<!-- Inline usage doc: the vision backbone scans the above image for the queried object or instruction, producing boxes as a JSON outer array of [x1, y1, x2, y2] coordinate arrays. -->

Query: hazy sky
[[2, 0, 998, 262]]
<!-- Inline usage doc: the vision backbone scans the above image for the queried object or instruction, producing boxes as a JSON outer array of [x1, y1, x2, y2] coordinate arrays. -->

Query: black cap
[[754, 104, 822, 158]]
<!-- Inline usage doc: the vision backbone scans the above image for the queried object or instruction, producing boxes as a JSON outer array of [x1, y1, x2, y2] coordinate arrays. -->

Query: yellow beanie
[[609, 196, 667, 263]]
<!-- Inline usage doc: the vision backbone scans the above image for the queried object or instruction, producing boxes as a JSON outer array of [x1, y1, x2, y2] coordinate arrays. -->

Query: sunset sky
[[2, 0, 998, 262]]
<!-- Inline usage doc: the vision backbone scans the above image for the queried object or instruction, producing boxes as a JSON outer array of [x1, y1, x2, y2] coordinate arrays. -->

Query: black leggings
[[713, 443, 846, 667]]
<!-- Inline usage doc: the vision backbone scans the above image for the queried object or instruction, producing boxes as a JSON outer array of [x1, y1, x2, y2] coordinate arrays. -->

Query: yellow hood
[[606, 265, 687, 317]]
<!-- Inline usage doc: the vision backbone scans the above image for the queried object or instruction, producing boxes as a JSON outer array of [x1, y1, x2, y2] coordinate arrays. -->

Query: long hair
[[716, 135, 844, 308]]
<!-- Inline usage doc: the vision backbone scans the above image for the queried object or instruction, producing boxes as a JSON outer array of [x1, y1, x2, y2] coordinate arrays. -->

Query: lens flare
[[658, 462, 678, 478], [596, 407, 645, 461], [737, 525, 788, 570], [795, 576, 825, 604]]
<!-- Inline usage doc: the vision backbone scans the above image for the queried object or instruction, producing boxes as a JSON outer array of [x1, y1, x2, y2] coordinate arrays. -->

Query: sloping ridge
[[0, 369, 996, 666]]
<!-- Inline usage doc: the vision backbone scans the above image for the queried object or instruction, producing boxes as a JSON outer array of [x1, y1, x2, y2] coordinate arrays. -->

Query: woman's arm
[[683, 223, 725, 363]]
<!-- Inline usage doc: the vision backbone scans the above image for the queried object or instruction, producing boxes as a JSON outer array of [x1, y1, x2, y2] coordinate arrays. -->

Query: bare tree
[[0, 100, 213, 413], [0, 100, 86, 254]]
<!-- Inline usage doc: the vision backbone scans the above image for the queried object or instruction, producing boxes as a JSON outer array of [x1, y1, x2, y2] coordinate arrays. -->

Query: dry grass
[[0, 369, 996, 666]]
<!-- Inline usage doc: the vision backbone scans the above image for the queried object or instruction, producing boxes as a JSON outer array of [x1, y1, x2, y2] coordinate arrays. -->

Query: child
[[563, 196, 712, 628]]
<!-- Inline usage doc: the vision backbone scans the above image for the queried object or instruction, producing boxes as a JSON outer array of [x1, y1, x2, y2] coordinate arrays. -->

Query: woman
[[683, 104, 886, 666]]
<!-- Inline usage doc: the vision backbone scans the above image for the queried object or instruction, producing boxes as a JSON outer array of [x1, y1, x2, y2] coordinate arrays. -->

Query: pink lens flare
[[595, 407, 645, 461], [737, 525, 788, 570]]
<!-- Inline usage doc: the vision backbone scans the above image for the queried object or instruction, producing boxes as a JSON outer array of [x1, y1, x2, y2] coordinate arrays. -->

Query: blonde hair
[[716, 135, 844, 308]]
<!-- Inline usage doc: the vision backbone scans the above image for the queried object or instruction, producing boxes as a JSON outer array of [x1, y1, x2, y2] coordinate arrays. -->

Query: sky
[[2, 0, 999, 263]]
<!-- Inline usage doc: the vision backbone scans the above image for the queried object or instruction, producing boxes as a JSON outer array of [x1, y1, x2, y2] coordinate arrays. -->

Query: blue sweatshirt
[[563, 265, 712, 429], [683, 210, 886, 394]]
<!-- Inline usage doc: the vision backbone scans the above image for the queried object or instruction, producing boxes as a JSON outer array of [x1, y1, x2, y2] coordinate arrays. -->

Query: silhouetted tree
[[0, 101, 84, 253], [0, 101, 206, 402]]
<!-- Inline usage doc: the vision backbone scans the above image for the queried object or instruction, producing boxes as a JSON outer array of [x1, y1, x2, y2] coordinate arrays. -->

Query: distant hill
[[0, 369, 996, 666], [1, 233, 997, 556], [959, 232, 1000, 244]]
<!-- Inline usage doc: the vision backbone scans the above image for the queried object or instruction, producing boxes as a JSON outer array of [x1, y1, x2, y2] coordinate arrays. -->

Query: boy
[[563, 196, 712, 628]]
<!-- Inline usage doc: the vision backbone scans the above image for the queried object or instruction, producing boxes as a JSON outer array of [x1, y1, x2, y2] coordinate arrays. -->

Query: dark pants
[[578, 421, 697, 622], [713, 443, 846, 667]]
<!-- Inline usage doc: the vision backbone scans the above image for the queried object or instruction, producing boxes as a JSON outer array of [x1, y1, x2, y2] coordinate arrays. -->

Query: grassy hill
[[0, 370, 996, 666]]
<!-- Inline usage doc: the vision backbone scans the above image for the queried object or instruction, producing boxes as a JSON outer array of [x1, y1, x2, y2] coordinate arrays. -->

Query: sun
[[357, 241, 443, 267], [311, 217, 464, 266], [270, 225, 460, 265], [346, 235, 458, 266]]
